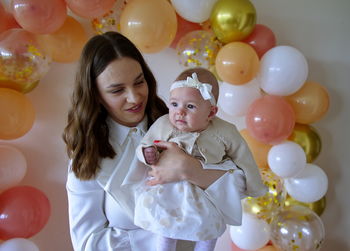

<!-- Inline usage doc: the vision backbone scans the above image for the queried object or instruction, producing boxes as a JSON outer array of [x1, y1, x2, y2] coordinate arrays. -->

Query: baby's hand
[[143, 146, 159, 165]]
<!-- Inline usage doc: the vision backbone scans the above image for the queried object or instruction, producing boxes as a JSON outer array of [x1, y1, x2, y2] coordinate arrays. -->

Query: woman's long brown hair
[[62, 32, 168, 180]]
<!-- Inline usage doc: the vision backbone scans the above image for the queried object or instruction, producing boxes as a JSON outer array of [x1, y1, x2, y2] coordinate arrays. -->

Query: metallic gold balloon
[[288, 123, 322, 163], [285, 195, 326, 216], [210, 0, 256, 43], [243, 168, 286, 222]]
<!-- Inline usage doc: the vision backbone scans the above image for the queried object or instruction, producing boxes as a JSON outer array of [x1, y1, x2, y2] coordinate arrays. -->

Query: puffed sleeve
[[66, 170, 131, 251]]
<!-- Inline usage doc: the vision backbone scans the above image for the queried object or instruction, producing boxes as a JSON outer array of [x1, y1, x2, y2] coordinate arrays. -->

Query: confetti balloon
[[0, 29, 51, 87], [270, 205, 325, 251], [176, 30, 222, 68]]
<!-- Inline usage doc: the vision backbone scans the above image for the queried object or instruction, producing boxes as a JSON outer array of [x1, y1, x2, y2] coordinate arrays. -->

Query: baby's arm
[[142, 145, 159, 165]]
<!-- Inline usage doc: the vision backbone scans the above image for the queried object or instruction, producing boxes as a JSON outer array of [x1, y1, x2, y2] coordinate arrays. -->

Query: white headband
[[170, 73, 216, 105]]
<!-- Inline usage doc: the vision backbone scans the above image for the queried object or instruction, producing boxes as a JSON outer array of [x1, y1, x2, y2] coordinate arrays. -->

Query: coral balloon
[[0, 145, 27, 190], [66, 0, 115, 19], [0, 238, 39, 251], [170, 14, 202, 49], [246, 95, 295, 145], [0, 186, 51, 240], [0, 10, 21, 34], [270, 205, 325, 251], [120, 0, 177, 53], [170, 0, 218, 23], [286, 81, 330, 124], [218, 79, 262, 117], [239, 129, 272, 168], [12, 0, 67, 34], [210, 0, 256, 43], [242, 24, 276, 58], [0, 29, 51, 86], [258, 45, 308, 96], [284, 163, 328, 203], [36, 16, 88, 63], [0, 88, 35, 140], [215, 42, 260, 85], [176, 30, 222, 68], [285, 195, 326, 217], [288, 123, 322, 163]]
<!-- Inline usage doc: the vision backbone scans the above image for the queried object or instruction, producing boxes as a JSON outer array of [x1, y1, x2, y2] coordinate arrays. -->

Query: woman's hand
[[147, 141, 225, 189]]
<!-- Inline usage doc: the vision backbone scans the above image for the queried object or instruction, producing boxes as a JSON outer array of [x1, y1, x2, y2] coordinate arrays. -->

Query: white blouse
[[66, 117, 245, 251]]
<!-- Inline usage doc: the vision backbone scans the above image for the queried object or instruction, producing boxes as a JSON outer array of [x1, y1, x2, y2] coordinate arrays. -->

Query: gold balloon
[[243, 168, 286, 222], [210, 0, 256, 43], [285, 195, 326, 216], [288, 123, 322, 163]]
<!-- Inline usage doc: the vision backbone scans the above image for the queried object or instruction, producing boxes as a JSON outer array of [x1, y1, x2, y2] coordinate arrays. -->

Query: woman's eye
[[111, 89, 123, 93], [135, 80, 145, 86]]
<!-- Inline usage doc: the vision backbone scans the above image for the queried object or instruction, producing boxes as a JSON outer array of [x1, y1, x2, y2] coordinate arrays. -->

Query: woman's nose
[[126, 89, 140, 103]]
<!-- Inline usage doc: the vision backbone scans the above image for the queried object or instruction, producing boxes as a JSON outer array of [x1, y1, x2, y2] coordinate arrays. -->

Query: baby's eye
[[187, 104, 195, 109], [171, 102, 178, 107]]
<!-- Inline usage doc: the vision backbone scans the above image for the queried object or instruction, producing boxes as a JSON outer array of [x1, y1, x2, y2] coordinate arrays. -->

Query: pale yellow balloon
[[120, 0, 177, 53], [210, 0, 256, 43], [286, 81, 330, 124]]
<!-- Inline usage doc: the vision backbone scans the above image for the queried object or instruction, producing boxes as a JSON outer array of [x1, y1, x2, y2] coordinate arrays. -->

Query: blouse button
[[228, 169, 234, 173]]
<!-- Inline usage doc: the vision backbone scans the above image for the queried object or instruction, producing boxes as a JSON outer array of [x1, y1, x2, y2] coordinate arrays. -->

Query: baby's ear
[[208, 106, 218, 119]]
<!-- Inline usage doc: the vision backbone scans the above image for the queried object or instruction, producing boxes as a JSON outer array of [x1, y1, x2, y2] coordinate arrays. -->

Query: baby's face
[[168, 87, 213, 132]]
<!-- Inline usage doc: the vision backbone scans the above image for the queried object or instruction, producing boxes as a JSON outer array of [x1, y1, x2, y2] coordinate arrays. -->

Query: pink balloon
[[12, 0, 67, 34], [242, 24, 276, 58], [0, 145, 27, 190], [66, 0, 116, 18], [0, 186, 51, 240], [246, 95, 295, 145]]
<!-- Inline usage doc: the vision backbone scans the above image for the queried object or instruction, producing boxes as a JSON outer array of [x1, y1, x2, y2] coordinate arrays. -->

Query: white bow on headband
[[170, 73, 216, 105]]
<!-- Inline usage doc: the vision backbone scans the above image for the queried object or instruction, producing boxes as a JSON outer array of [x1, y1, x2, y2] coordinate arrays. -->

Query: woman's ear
[[208, 105, 218, 120]]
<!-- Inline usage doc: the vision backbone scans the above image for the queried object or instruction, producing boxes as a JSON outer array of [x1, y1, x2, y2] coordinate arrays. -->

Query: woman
[[63, 32, 247, 251]]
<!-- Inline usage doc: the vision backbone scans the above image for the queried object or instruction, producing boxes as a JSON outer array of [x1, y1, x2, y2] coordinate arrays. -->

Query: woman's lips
[[126, 103, 143, 113]]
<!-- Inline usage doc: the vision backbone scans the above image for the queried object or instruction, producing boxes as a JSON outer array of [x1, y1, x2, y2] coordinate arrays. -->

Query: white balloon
[[258, 45, 308, 96], [170, 0, 218, 23], [285, 163, 328, 203], [230, 213, 270, 250], [0, 238, 39, 251], [268, 141, 307, 178], [218, 79, 262, 117]]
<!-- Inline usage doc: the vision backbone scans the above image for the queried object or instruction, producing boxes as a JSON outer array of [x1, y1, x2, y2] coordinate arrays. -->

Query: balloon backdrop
[[170, 0, 218, 23], [246, 95, 295, 145], [0, 88, 35, 140], [258, 46, 308, 96], [0, 145, 27, 190], [0, 186, 51, 240], [210, 0, 256, 43], [65, 0, 115, 19], [215, 42, 260, 85], [0, 238, 39, 251], [288, 123, 322, 163], [170, 14, 202, 49], [286, 81, 330, 124], [270, 205, 325, 251], [120, 0, 177, 53], [11, 0, 67, 34], [284, 195, 326, 217]]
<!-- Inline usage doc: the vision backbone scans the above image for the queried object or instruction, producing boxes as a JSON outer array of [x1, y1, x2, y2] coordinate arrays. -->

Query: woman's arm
[[147, 141, 225, 189]]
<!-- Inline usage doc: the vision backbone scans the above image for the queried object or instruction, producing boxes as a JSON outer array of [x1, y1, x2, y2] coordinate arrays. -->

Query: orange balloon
[[120, 0, 177, 53], [36, 16, 88, 63], [286, 81, 330, 124], [66, 0, 115, 18], [12, 0, 67, 34], [0, 80, 39, 94], [170, 14, 202, 49], [0, 11, 21, 34], [0, 88, 35, 140], [240, 129, 272, 168], [215, 42, 260, 85]]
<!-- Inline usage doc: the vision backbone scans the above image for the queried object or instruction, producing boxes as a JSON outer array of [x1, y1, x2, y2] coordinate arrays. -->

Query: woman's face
[[96, 57, 149, 127]]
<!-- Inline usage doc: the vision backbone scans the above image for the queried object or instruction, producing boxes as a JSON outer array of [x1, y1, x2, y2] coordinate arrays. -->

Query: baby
[[134, 68, 267, 251]]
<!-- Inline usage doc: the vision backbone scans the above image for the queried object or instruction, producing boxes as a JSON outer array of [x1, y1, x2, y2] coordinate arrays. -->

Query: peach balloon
[[246, 95, 295, 145], [36, 16, 88, 63], [0, 145, 27, 190], [120, 0, 177, 53], [286, 81, 330, 124], [258, 246, 277, 251], [240, 129, 272, 168], [12, 0, 67, 34], [215, 42, 260, 85], [0, 88, 35, 140], [66, 0, 115, 18]]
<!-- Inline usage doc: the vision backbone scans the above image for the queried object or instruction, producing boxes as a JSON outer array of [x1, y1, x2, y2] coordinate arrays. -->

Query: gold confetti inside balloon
[[176, 30, 222, 69], [243, 168, 286, 222], [210, 0, 256, 43], [288, 123, 322, 163], [284, 195, 326, 217], [270, 205, 325, 251]]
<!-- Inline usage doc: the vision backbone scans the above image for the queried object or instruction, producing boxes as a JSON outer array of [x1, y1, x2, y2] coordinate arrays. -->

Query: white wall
[[1, 0, 349, 250]]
